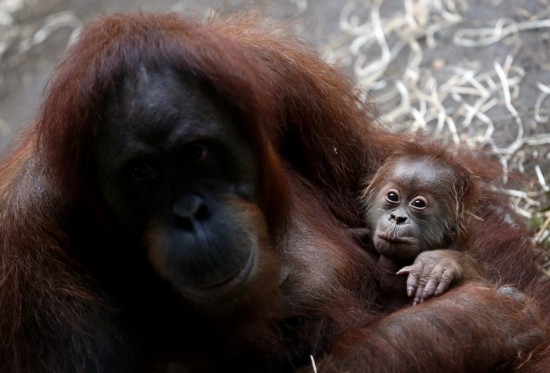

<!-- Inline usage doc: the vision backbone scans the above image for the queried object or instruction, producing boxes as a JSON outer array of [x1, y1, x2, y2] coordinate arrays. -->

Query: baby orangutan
[[362, 142, 483, 306]]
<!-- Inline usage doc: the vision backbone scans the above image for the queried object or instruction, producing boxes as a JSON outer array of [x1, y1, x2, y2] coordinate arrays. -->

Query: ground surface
[[1, 0, 549, 265]]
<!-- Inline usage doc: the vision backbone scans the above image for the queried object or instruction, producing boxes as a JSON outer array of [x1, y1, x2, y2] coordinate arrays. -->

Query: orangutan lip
[[180, 250, 256, 302], [377, 235, 412, 245]]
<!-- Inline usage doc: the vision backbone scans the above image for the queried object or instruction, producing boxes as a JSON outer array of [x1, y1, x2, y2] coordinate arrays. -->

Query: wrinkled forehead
[[389, 157, 449, 191]]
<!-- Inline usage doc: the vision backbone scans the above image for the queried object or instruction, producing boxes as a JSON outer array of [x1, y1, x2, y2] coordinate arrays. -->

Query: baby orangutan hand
[[396, 250, 467, 305]]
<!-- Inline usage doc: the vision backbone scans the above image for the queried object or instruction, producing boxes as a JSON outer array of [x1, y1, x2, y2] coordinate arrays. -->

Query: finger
[[413, 283, 424, 305], [405, 262, 425, 298], [412, 275, 428, 305], [406, 272, 419, 298], [434, 269, 454, 296], [421, 277, 439, 301], [396, 266, 411, 276], [421, 263, 446, 300]]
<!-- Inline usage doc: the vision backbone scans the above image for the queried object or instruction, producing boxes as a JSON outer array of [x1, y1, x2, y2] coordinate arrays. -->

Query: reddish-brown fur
[[0, 12, 549, 372], [360, 141, 485, 305]]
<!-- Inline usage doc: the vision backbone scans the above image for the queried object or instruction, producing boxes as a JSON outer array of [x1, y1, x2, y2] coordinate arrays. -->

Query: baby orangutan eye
[[385, 190, 400, 203], [410, 197, 428, 210]]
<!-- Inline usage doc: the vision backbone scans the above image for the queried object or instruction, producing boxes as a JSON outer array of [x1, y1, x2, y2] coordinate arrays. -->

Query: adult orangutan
[[0, 12, 549, 372]]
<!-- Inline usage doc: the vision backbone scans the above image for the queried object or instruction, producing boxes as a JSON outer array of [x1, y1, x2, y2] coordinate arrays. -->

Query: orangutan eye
[[130, 161, 159, 181], [410, 197, 428, 210], [385, 190, 400, 203], [181, 142, 209, 163]]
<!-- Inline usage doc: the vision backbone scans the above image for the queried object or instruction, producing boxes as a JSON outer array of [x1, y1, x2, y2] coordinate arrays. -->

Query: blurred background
[[1, 0, 549, 264]]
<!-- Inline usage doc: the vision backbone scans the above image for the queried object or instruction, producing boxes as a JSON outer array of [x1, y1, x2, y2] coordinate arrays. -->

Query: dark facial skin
[[365, 157, 465, 304], [95, 67, 267, 303], [367, 158, 455, 262]]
